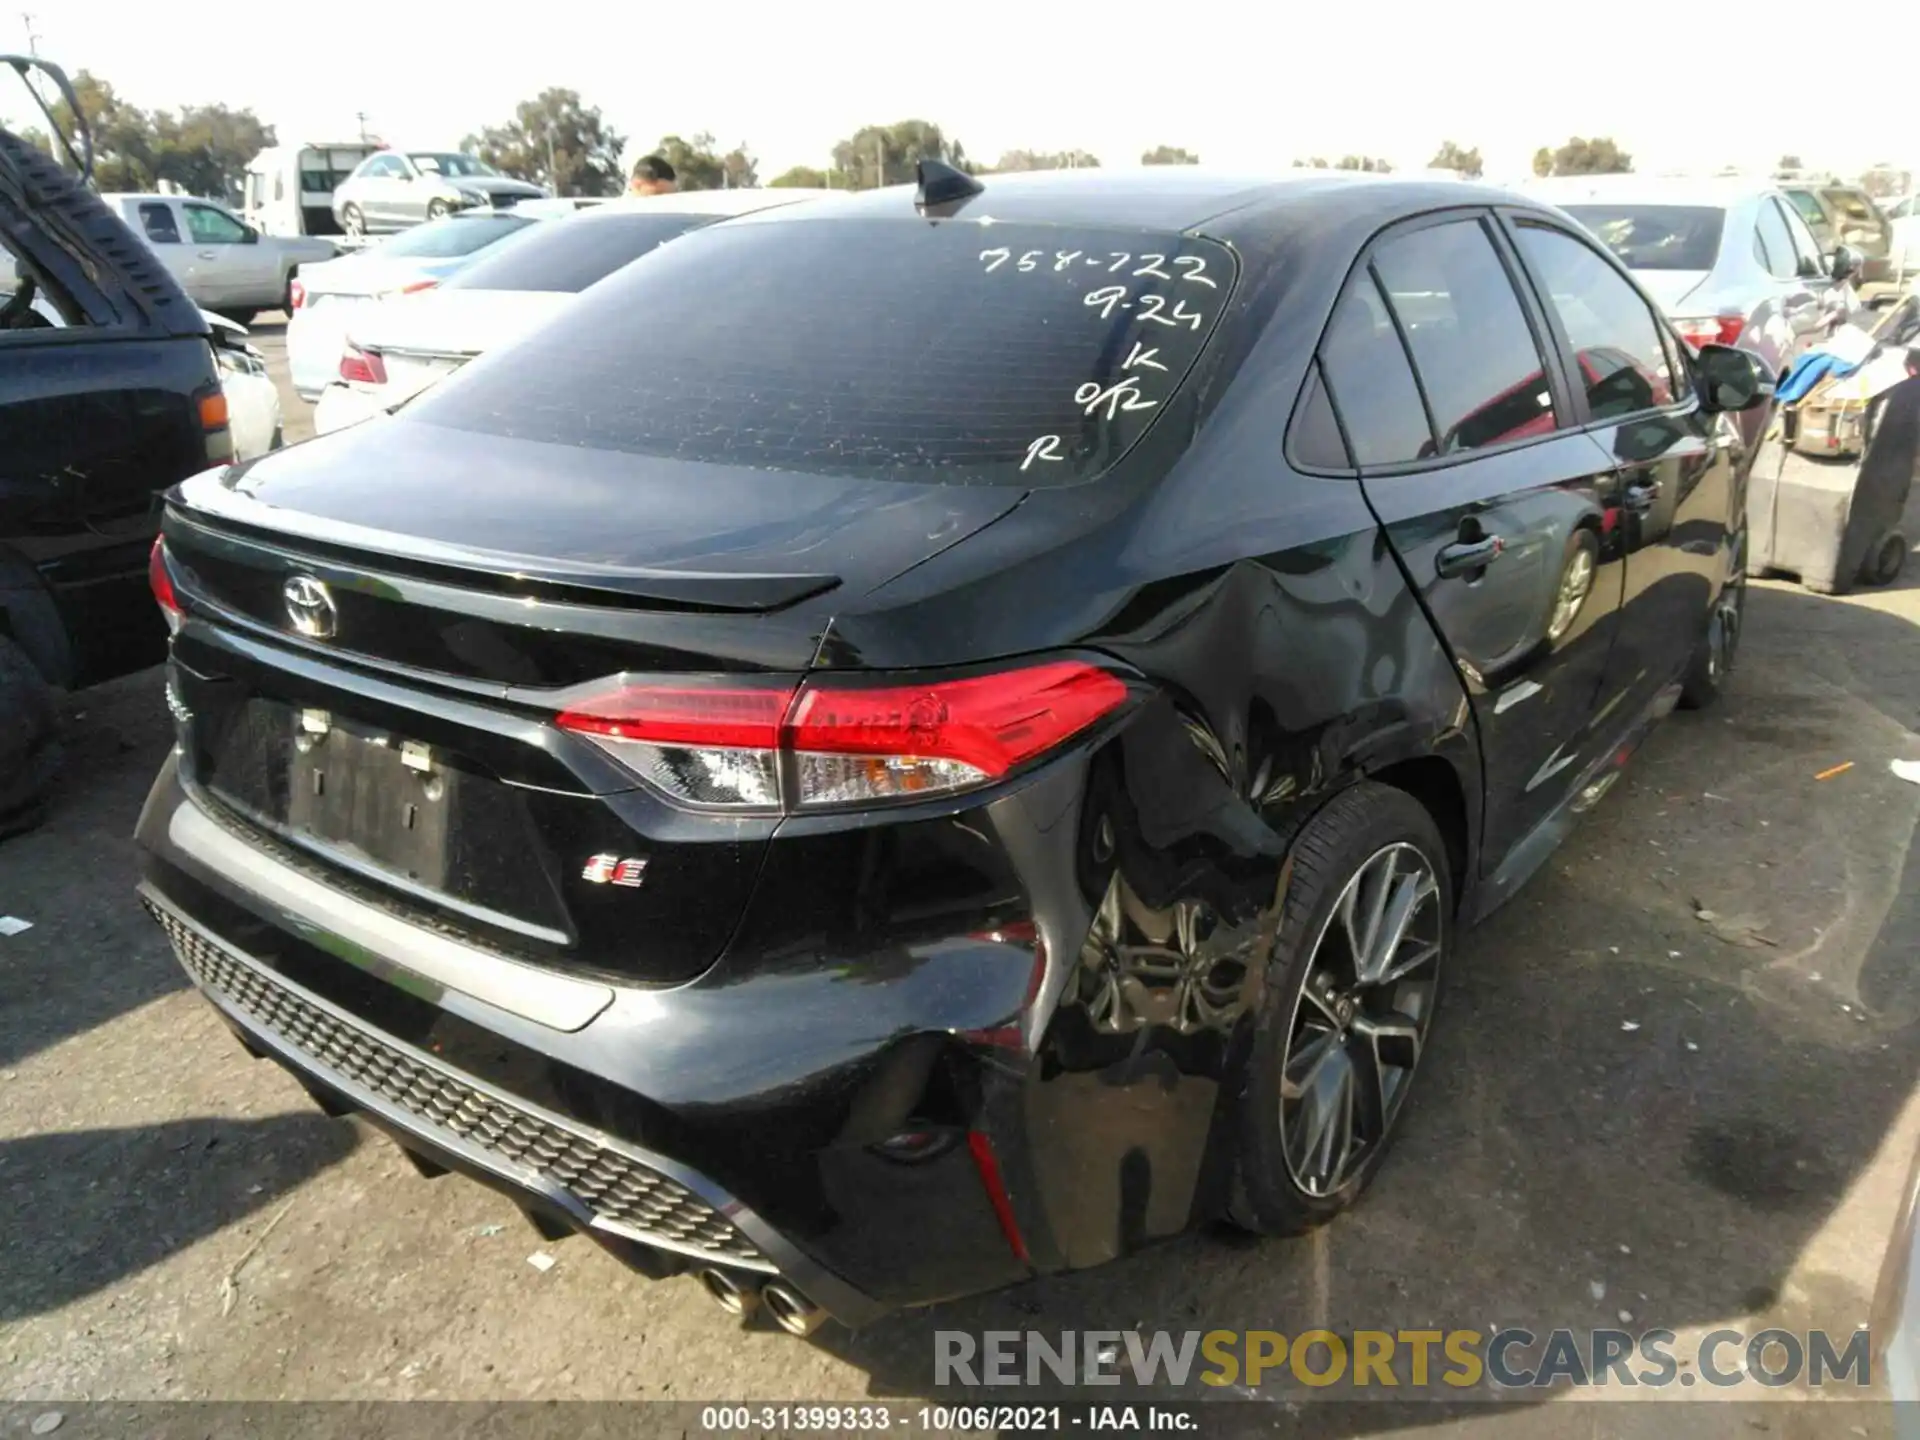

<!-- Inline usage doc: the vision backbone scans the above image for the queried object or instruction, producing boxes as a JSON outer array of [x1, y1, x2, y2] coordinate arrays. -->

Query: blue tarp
[[1778, 348, 1866, 404]]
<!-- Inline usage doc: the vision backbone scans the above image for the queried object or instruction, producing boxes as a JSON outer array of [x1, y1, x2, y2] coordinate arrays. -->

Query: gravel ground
[[3, 336, 1918, 1432]]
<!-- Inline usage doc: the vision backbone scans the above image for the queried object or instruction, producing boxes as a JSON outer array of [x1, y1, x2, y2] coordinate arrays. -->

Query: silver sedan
[[1524, 176, 1859, 444]]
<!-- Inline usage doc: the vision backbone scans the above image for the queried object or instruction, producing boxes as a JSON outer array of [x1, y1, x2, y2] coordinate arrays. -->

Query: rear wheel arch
[[1365, 755, 1469, 912]]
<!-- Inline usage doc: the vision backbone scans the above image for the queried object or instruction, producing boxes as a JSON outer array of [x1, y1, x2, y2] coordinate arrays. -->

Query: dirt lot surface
[[3, 327, 1918, 1432]]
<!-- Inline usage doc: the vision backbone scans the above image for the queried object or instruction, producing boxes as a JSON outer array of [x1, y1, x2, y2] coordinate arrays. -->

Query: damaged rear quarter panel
[[824, 461, 1481, 1273]]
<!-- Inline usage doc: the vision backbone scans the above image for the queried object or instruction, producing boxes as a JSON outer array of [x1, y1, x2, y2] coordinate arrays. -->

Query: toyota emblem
[[282, 575, 338, 639]]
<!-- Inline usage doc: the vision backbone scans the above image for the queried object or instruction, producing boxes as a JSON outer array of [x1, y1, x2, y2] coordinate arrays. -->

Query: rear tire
[[1228, 782, 1452, 1236], [219, 308, 256, 328], [1680, 571, 1745, 711], [1863, 532, 1908, 587], [0, 634, 62, 841]]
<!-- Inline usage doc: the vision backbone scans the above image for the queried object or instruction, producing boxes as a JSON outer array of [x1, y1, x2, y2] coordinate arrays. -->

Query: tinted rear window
[[1559, 205, 1725, 270], [441, 212, 712, 293], [379, 215, 536, 259], [410, 219, 1236, 487]]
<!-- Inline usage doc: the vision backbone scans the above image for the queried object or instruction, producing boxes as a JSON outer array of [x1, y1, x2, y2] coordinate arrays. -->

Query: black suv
[[137, 165, 1770, 1332], [2, 57, 233, 833]]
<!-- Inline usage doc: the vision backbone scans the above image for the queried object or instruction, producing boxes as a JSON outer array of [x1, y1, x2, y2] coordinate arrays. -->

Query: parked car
[[205, 313, 283, 459], [139, 166, 1767, 1329], [242, 141, 382, 242], [1, 66, 232, 837], [103, 192, 336, 324], [1884, 195, 1920, 275], [284, 210, 545, 400], [1779, 182, 1896, 289], [314, 189, 835, 434], [331, 150, 546, 238], [1525, 175, 1856, 450]]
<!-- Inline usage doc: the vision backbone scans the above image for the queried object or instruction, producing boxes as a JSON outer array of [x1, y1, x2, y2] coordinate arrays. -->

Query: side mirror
[[241, 225, 259, 245], [1694, 343, 1775, 414], [1828, 243, 1864, 283]]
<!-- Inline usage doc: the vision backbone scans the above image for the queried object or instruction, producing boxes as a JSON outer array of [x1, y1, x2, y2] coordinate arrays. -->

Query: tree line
[[24, 71, 274, 196], [21, 78, 1911, 202]]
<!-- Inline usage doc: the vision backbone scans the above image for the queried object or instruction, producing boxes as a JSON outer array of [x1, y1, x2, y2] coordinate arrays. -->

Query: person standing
[[629, 156, 677, 197]]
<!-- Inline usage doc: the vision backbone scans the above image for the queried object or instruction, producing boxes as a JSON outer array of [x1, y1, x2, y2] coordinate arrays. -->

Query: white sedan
[[284, 209, 548, 400], [312, 190, 833, 433], [206, 312, 284, 459]]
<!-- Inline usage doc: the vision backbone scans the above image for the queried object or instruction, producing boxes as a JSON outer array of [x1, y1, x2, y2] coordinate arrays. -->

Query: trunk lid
[[1630, 268, 1712, 315], [174, 412, 1023, 630], [160, 417, 1025, 985], [345, 289, 570, 402]]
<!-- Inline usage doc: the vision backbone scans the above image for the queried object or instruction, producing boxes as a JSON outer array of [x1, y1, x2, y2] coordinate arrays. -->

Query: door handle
[[197, 249, 218, 260], [1622, 480, 1661, 513], [1436, 535, 1505, 579]]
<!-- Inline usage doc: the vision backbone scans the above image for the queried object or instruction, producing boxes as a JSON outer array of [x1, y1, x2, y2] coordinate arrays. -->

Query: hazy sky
[[9, 0, 1914, 185]]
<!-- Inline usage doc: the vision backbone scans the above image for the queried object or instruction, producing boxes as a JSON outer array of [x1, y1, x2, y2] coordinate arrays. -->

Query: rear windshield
[[410, 219, 1237, 487], [441, 212, 713, 294], [378, 214, 535, 259], [1559, 205, 1725, 271]]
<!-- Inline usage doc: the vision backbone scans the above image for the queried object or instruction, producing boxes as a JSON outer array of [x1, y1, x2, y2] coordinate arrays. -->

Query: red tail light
[[149, 537, 182, 631], [288, 278, 306, 310], [339, 344, 388, 385], [556, 661, 1129, 812], [1670, 315, 1746, 351]]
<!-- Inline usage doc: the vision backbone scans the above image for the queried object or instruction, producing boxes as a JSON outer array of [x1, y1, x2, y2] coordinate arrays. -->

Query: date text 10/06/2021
[[700, 1406, 1197, 1432]]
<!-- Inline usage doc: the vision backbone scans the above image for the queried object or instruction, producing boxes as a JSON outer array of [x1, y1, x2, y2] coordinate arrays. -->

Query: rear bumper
[[141, 886, 871, 1302], [311, 383, 384, 435], [284, 304, 354, 401], [134, 755, 1053, 1323]]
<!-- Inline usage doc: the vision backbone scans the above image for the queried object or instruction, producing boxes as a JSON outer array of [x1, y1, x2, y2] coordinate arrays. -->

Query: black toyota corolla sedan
[[137, 165, 1769, 1332]]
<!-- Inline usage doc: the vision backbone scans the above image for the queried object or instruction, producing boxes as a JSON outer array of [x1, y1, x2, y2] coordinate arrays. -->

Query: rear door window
[[1753, 201, 1796, 280], [1513, 222, 1677, 420], [1371, 218, 1559, 455], [136, 201, 181, 244], [442, 212, 713, 293], [1289, 362, 1351, 469], [411, 219, 1237, 487], [1315, 274, 1434, 466], [1777, 200, 1826, 277]]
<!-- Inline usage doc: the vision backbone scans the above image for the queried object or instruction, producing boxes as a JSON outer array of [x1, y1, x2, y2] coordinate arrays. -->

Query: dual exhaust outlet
[[697, 1268, 825, 1337]]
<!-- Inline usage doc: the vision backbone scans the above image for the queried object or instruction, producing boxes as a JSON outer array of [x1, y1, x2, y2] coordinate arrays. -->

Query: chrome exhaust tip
[[698, 1267, 759, 1319], [761, 1280, 825, 1337]]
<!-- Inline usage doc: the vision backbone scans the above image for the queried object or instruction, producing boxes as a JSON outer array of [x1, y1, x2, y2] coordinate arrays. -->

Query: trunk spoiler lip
[[163, 490, 842, 615]]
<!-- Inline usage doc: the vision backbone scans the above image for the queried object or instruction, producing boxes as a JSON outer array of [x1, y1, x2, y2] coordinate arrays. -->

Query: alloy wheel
[[1707, 578, 1744, 684], [1278, 842, 1443, 1197], [1547, 545, 1595, 642]]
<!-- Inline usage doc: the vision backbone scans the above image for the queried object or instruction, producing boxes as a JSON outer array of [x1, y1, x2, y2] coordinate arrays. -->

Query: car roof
[[100, 192, 232, 205], [1520, 175, 1769, 208], [718, 167, 1530, 238], [588, 188, 839, 217]]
